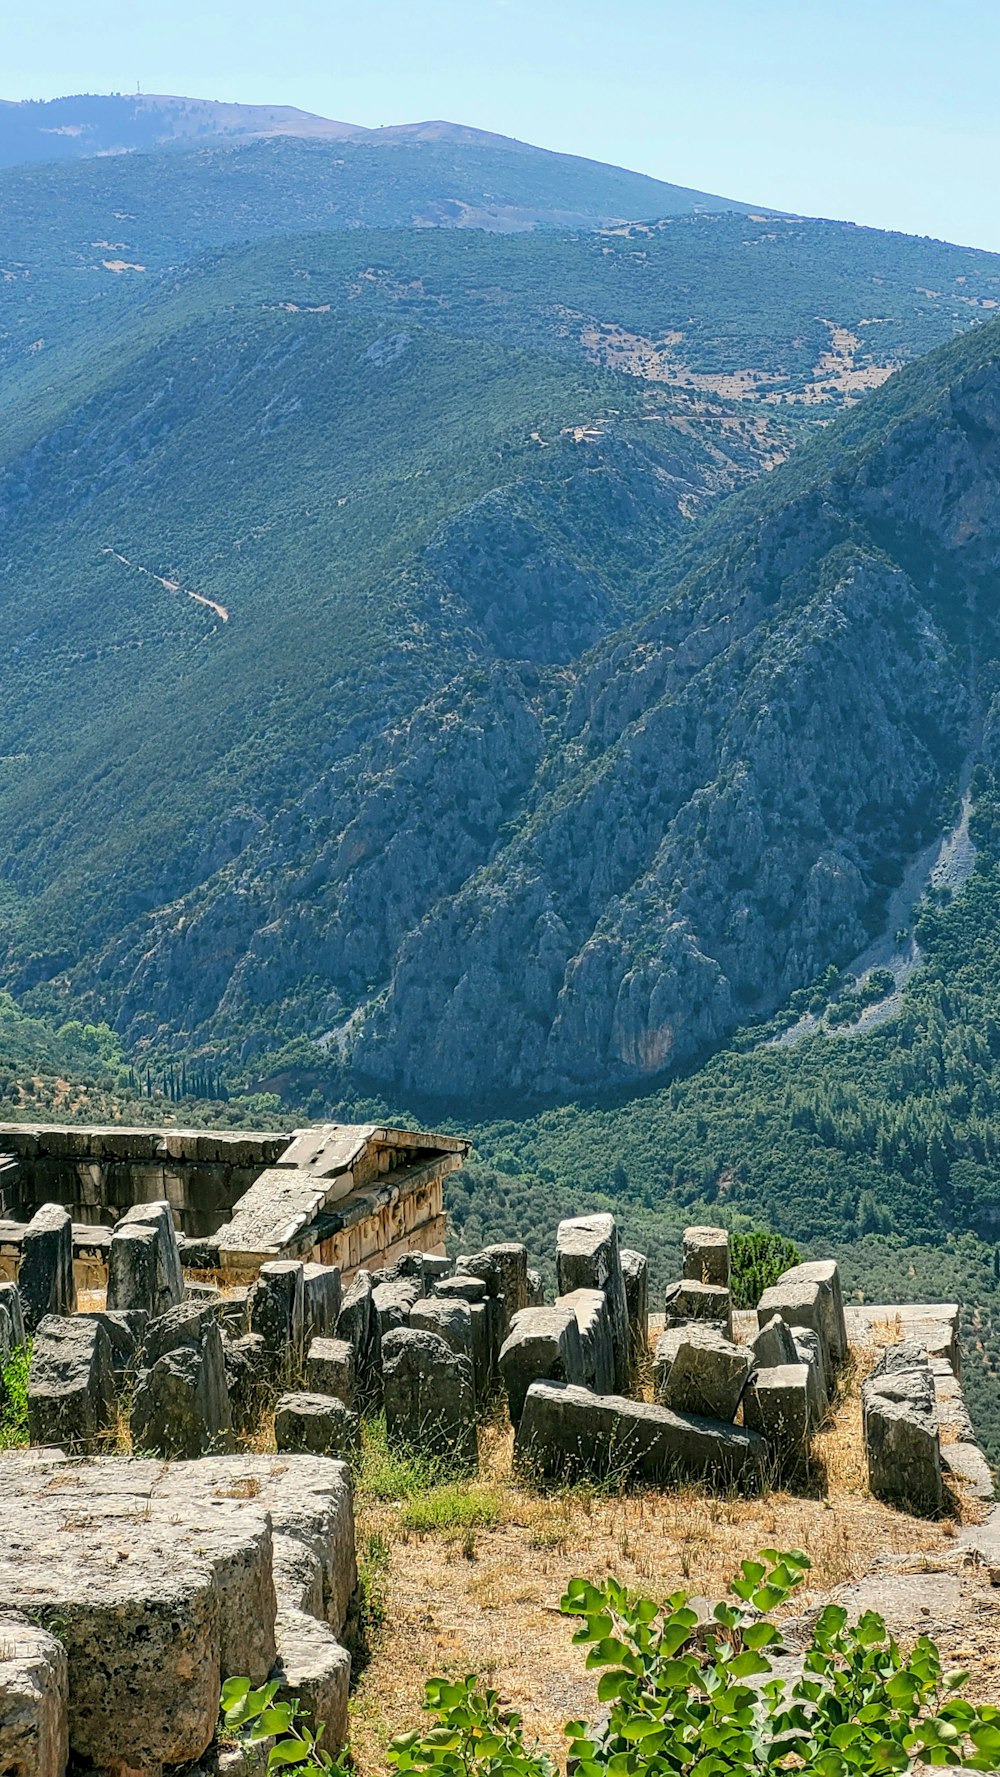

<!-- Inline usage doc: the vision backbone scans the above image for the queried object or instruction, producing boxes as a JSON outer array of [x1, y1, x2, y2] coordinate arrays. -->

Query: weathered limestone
[[664, 1279, 731, 1331], [776, 1260, 847, 1369], [620, 1248, 649, 1372], [652, 1328, 686, 1401], [752, 1312, 799, 1372], [224, 1330, 270, 1434], [0, 1279, 26, 1349], [373, 1276, 423, 1333], [409, 1295, 475, 1370], [27, 1313, 116, 1451], [275, 1392, 360, 1459], [743, 1364, 812, 1466], [17, 1203, 75, 1333], [516, 1380, 766, 1489], [79, 1307, 147, 1382], [863, 1342, 943, 1516], [0, 1613, 69, 1777], [117, 1199, 185, 1317], [558, 1288, 615, 1395], [556, 1215, 629, 1392], [499, 1304, 586, 1426], [791, 1327, 829, 1425], [382, 1327, 477, 1466], [459, 1243, 530, 1330], [757, 1275, 829, 1373], [682, 1226, 731, 1288], [131, 1302, 233, 1457], [336, 1269, 381, 1408], [526, 1267, 545, 1308], [302, 1262, 342, 1342], [249, 1260, 306, 1379], [306, 1335, 357, 1409], [272, 1608, 352, 1747], [660, 1327, 751, 1423], [105, 1220, 160, 1318]]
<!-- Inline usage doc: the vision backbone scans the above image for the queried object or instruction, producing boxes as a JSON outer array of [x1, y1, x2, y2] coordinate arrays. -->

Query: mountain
[[0, 200, 999, 1093]]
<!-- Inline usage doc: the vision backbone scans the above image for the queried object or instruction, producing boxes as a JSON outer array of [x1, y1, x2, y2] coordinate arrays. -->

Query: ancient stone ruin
[[0, 1123, 992, 1774]]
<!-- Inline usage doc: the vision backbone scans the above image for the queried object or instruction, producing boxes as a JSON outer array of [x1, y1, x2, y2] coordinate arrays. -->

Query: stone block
[[556, 1214, 630, 1392], [526, 1267, 545, 1308], [434, 1274, 488, 1304], [79, 1308, 147, 1381], [0, 1612, 69, 1777], [106, 1220, 159, 1318], [131, 1304, 233, 1458], [863, 1342, 943, 1516], [223, 1331, 270, 1434], [652, 1328, 686, 1401], [305, 1336, 356, 1409], [664, 1280, 731, 1331], [558, 1288, 615, 1394], [516, 1380, 766, 1490], [272, 1609, 351, 1748], [791, 1327, 829, 1425], [336, 1270, 381, 1410], [409, 1296, 475, 1368], [373, 1276, 422, 1334], [117, 1199, 184, 1317], [752, 1312, 799, 1372], [218, 1287, 250, 1338], [458, 1243, 529, 1329], [620, 1248, 648, 1372], [776, 1260, 847, 1369], [382, 1327, 477, 1467], [499, 1305, 586, 1426], [757, 1276, 829, 1372], [0, 1280, 25, 1349], [302, 1262, 342, 1342], [661, 1326, 751, 1422], [17, 1204, 75, 1334], [27, 1314, 116, 1451], [275, 1392, 360, 1460], [682, 1225, 731, 1287], [249, 1260, 306, 1380], [743, 1364, 811, 1466]]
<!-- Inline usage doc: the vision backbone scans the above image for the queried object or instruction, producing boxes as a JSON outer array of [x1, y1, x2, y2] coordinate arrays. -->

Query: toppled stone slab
[[682, 1226, 730, 1288], [652, 1327, 685, 1401], [791, 1327, 828, 1426], [620, 1248, 648, 1372], [558, 1288, 615, 1395], [499, 1305, 585, 1426], [306, 1335, 356, 1408], [757, 1275, 829, 1373], [0, 1451, 356, 1772], [660, 1326, 751, 1422], [80, 1307, 147, 1382], [556, 1215, 630, 1392], [18, 1203, 75, 1333], [752, 1313, 798, 1372], [27, 1313, 115, 1451], [844, 1303, 961, 1375], [776, 1260, 846, 1370], [863, 1342, 943, 1516], [0, 1612, 69, 1777], [275, 1392, 360, 1459], [516, 1380, 766, 1490]]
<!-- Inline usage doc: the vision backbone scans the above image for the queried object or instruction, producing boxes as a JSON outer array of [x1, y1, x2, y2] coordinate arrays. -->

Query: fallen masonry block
[[105, 1220, 160, 1318], [776, 1260, 847, 1370], [682, 1225, 731, 1288], [249, 1260, 306, 1380], [558, 1288, 616, 1395], [17, 1203, 75, 1334], [382, 1326, 477, 1467], [742, 1363, 812, 1467], [306, 1335, 357, 1408], [756, 1276, 829, 1373], [664, 1279, 731, 1332], [409, 1295, 475, 1372], [116, 1199, 184, 1317], [131, 1302, 233, 1457], [652, 1327, 686, 1402], [752, 1312, 799, 1372], [275, 1392, 360, 1460], [863, 1342, 943, 1516], [373, 1276, 422, 1334], [516, 1380, 766, 1490], [302, 1261, 342, 1342], [556, 1214, 630, 1392], [272, 1606, 352, 1747], [27, 1313, 116, 1451], [499, 1304, 586, 1427], [0, 1611, 69, 1777], [620, 1248, 649, 1374], [661, 1326, 751, 1423]]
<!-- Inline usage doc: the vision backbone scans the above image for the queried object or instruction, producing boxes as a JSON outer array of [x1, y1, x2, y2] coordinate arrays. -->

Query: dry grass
[[348, 1359, 961, 1775]]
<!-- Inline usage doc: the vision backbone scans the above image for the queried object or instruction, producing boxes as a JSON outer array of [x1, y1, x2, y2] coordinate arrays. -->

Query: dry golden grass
[[348, 1358, 963, 1775]]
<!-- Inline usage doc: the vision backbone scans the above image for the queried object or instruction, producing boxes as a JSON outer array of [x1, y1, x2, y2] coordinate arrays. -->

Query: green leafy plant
[[729, 1233, 802, 1310], [388, 1676, 555, 1777], [218, 1676, 346, 1774], [0, 1341, 30, 1450]]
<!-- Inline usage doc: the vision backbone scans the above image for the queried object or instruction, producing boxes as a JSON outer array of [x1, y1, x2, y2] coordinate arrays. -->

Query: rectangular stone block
[[682, 1226, 731, 1287], [516, 1380, 766, 1490], [556, 1214, 629, 1392], [305, 1336, 356, 1408]]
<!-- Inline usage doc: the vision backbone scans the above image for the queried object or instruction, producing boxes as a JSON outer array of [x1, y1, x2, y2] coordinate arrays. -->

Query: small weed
[[356, 1414, 460, 1501], [0, 1342, 30, 1450], [399, 1483, 504, 1536], [345, 1530, 392, 1681]]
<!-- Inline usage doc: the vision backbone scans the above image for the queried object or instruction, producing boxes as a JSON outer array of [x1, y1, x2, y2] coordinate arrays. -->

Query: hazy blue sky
[[6, 0, 999, 250]]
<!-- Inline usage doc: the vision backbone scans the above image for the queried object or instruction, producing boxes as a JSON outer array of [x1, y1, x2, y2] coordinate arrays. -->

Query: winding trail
[[102, 548, 230, 623]]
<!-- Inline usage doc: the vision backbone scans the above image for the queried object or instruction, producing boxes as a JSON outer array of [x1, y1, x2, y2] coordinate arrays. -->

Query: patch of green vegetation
[[356, 1414, 466, 1502], [729, 1232, 802, 1310], [399, 1483, 505, 1536], [0, 1342, 30, 1449]]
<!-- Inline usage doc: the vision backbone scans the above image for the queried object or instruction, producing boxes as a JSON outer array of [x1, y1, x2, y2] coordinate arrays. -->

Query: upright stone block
[[661, 1327, 751, 1423], [498, 1305, 585, 1426], [249, 1260, 306, 1381], [305, 1336, 356, 1409], [105, 1221, 159, 1318], [743, 1364, 811, 1467], [0, 1281, 26, 1350], [27, 1315, 116, 1451], [372, 1276, 422, 1334], [17, 1204, 75, 1334], [620, 1249, 649, 1374], [131, 1303, 233, 1457], [459, 1244, 529, 1330], [757, 1276, 830, 1376], [336, 1270, 381, 1409], [224, 1331, 269, 1434], [664, 1280, 731, 1331], [791, 1327, 829, 1425], [302, 1263, 342, 1342], [116, 1200, 184, 1318], [863, 1342, 943, 1516], [682, 1226, 731, 1287], [381, 1327, 477, 1467], [556, 1214, 629, 1392], [409, 1296, 475, 1374], [558, 1288, 615, 1394], [79, 1309, 147, 1382], [752, 1313, 799, 1372], [776, 1260, 847, 1370], [274, 1392, 360, 1460]]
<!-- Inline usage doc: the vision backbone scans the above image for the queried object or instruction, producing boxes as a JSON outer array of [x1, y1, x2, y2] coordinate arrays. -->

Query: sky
[[5, 0, 1000, 251]]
